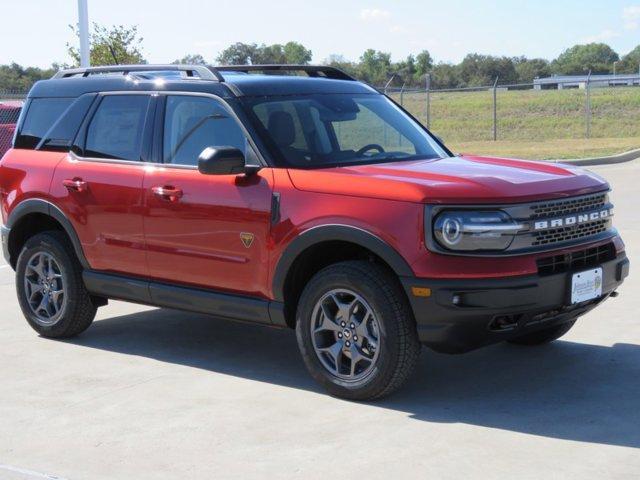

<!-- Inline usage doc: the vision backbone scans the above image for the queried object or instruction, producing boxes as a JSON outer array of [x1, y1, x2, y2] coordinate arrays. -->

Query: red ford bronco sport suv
[[0, 65, 630, 400]]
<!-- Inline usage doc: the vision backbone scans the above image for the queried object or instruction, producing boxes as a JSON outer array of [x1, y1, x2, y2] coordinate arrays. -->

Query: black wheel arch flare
[[6, 199, 91, 270], [271, 224, 414, 302]]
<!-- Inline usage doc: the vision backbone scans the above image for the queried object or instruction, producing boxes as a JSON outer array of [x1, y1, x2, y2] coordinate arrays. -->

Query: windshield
[[241, 93, 449, 168]]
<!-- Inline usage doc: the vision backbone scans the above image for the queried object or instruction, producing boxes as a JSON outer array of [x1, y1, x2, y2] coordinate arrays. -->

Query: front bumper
[[401, 252, 630, 353], [1, 225, 10, 265]]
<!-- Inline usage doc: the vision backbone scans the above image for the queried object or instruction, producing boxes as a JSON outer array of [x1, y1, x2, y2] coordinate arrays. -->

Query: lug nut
[[338, 332, 343, 338], [350, 323, 355, 329], [354, 335, 358, 341], [346, 341, 351, 347], [341, 322, 346, 327]]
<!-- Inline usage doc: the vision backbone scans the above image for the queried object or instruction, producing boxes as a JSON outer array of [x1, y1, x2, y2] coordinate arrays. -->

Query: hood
[[286, 155, 609, 204]]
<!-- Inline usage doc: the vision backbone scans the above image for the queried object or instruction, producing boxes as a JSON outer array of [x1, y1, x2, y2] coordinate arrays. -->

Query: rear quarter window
[[15, 98, 73, 149]]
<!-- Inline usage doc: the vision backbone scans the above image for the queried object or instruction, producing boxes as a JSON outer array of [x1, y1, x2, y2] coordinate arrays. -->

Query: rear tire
[[16, 231, 97, 338], [508, 320, 576, 346], [295, 261, 421, 400]]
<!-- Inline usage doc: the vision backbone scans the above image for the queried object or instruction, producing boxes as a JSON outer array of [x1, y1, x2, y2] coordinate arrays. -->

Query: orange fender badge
[[240, 232, 255, 248]]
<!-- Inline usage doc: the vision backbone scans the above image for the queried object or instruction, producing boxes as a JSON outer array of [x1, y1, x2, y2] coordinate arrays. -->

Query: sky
[[1, 0, 640, 68]]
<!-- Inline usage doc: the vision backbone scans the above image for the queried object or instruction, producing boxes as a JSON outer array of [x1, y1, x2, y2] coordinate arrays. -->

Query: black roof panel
[[30, 70, 378, 99]]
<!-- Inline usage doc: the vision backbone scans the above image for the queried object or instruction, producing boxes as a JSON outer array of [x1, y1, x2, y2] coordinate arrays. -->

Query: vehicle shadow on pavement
[[68, 308, 640, 449]]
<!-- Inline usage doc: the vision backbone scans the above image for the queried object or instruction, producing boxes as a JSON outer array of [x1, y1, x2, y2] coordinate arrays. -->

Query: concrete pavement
[[0, 161, 638, 480]]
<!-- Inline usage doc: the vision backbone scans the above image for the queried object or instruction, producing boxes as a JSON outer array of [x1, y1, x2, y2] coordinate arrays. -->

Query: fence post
[[585, 70, 592, 139], [426, 73, 431, 129], [492, 76, 499, 141]]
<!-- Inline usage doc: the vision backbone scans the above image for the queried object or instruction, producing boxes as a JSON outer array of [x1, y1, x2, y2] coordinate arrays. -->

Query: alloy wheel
[[310, 288, 381, 381], [23, 252, 66, 326]]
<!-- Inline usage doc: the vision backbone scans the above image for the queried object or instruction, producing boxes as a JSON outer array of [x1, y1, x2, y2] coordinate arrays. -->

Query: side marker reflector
[[411, 287, 432, 298]]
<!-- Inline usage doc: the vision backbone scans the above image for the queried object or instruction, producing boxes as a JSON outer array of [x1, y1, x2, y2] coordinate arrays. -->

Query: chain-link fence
[[385, 75, 640, 158], [3, 77, 640, 160], [0, 90, 26, 159]]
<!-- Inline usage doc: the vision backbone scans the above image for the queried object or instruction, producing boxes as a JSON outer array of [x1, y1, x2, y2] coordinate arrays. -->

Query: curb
[[553, 148, 640, 166]]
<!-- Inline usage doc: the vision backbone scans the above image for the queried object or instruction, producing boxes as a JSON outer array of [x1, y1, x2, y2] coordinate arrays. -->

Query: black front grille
[[530, 193, 608, 220], [537, 242, 615, 276], [532, 219, 609, 246]]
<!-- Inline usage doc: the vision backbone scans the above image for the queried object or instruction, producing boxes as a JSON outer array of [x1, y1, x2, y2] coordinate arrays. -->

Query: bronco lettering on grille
[[533, 208, 614, 231]]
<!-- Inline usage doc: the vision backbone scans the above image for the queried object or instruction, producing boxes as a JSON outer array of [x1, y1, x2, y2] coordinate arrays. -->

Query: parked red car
[[0, 65, 629, 399], [0, 100, 22, 159]]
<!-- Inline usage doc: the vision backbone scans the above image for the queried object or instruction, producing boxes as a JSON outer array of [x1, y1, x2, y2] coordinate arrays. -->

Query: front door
[[143, 94, 273, 298]]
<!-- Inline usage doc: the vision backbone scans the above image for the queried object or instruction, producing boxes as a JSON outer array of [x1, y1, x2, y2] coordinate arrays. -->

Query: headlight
[[433, 211, 525, 251]]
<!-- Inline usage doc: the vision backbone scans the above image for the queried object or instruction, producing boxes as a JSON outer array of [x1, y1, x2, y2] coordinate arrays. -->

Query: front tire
[[16, 231, 97, 338], [295, 261, 421, 400], [508, 320, 576, 346]]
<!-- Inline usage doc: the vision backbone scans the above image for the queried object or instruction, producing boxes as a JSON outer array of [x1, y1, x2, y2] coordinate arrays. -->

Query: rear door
[[142, 93, 274, 297], [50, 93, 154, 277]]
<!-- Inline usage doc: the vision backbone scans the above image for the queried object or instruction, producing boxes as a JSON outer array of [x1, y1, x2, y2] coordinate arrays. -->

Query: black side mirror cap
[[197, 147, 260, 176]]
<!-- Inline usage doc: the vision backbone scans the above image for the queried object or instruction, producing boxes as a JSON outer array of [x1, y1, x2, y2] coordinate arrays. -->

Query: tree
[[358, 49, 392, 85], [0, 63, 57, 91], [393, 54, 417, 86], [459, 54, 518, 86], [620, 45, 640, 74], [216, 42, 312, 65], [552, 43, 619, 75], [513, 57, 551, 83], [283, 42, 312, 64], [216, 42, 257, 65], [252, 44, 285, 64], [67, 23, 145, 66], [430, 62, 461, 89], [172, 54, 207, 65], [415, 50, 433, 77]]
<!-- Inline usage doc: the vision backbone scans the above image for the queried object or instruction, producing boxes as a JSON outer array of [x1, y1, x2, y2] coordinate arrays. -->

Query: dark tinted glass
[[40, 94, 96, 152], [16, 98, 72, 149], [163, 95, 247, 166], [85, 95, 150, 161]]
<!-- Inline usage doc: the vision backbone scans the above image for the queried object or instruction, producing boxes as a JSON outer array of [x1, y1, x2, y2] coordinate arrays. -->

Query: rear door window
[[15, 98, 72, 149], [85, 95, 150, 161]]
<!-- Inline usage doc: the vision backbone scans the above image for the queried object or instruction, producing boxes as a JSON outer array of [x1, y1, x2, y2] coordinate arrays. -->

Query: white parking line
[[0, 463, 68, 479]]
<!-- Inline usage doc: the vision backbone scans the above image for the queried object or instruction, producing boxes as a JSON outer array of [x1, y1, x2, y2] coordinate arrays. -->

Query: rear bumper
[[1, 225, 10, 265], [401, 253, 630, 353]]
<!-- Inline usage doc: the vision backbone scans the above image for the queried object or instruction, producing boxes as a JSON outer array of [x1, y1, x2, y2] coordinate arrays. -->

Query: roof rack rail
[[215, 65, 356, 81], [52, 64, 224, 82]]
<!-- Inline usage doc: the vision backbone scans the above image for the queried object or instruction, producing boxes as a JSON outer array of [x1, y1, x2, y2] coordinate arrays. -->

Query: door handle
[[152, 186, 183, 202], [63, 178, 88, 192]]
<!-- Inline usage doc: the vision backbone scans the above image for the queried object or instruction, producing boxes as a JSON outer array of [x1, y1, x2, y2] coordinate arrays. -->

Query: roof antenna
[[108, 45, 119, 65]]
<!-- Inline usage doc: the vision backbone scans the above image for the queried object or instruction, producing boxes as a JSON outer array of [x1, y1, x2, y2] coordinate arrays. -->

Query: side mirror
[[197, 147, 260, 176]]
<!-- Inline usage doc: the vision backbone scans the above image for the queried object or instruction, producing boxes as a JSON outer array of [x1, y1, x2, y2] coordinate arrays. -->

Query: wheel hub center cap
[[342, 329, 352, 339]]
